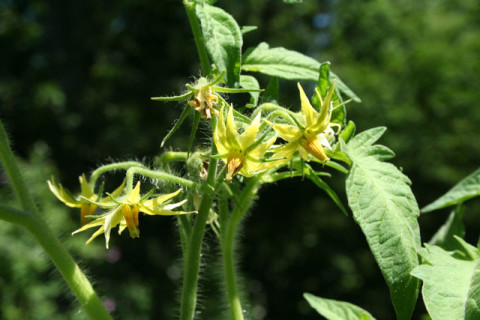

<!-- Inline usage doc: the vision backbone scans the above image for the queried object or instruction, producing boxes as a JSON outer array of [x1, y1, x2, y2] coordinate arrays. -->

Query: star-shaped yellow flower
[[268, 82, 340, 164], [72, 182, 193, 248], [48, 174, 124, 226], [213, 104, 276, 180]]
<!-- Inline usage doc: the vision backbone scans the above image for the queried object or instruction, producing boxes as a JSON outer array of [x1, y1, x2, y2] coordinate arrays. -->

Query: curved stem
[[221, 176, 262, 320], [183, 0, 211, 75], [0, 206, 112, 320], [159, 151, 188, 170], [180, 116, 218, 320], [0, 121, 39, 216], [0, 119, 111, 319], [89, 161, 146, 188], [125, 167, 199, 193]]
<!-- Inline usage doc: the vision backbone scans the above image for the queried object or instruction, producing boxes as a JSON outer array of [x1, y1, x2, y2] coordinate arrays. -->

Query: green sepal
[[79, 196, 117, 208], [303, 163, 348, 215], [212, 86, 263, 93], [95, 181, 105, 202], [161, 106, 192, 148], [339, 120, 356, 143], [151, 91, 192, 101]]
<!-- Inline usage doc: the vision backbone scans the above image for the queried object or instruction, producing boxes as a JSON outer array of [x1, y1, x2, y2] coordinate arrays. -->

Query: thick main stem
[[180, 118, 218, 320], [221, 177, 262, 320], [0, 120, 111, 320]]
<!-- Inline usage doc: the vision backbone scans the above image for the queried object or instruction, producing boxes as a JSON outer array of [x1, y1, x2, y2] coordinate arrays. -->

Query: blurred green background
[[1, 0, 480, 319]]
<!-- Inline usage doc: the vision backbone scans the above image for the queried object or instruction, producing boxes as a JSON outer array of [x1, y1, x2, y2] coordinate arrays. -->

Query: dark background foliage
[[1, 0, 479, 319]]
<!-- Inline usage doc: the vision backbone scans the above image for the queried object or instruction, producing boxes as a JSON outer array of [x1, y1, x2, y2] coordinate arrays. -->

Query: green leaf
[[241, 26, 257, 34], [411, 244, 480, 320], [343, 127, 420, 320], [429, 204, 465, 251], [196, 4, 242, 86], [304, 293, 376, 320], [239, 75, 260, 107], [242, 42, 361, 102], [192, 0, 218, 4], [242, 42, 320, 81], [262, 76, 279, 104], [422, 168, 480, 213]]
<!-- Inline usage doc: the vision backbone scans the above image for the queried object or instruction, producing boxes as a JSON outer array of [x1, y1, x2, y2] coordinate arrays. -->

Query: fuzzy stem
[[180, 116, 218, 320], [221, 176, 262, 320], [125, 167, 199, 193], [183, 0, 211, 75], [89, 161, 146, 188], [0, 120, 111, 320], [159, 151, 188, 169], [0, 121, 39, 216]]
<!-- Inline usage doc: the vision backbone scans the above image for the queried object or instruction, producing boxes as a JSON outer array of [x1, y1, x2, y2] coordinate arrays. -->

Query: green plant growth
[[1, 0, 479, 319]]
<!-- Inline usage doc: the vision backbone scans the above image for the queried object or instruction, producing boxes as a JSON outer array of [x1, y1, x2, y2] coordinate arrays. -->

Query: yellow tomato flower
[[72, 182, 194, 248], [268, 82, 340, 164], [48, 174, 124, 226], [188, 78, 219, 120], [213, 104, 276, 180]]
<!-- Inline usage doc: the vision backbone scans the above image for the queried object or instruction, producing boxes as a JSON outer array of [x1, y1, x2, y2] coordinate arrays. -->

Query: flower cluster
[[49, 177, 193, 248], [212, 82, 340, 180]]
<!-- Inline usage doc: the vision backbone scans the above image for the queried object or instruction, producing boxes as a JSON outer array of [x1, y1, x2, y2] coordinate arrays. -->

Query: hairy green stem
[[89, 161, 146, 188], [180, 117, 218, 320], [159, 151, 188, 169], [221, 176, 262, 320], [183, 0, 211, 75], [125, 167, 199, 193], [0, 122, 39, 216], [0, 120, 111, 320]]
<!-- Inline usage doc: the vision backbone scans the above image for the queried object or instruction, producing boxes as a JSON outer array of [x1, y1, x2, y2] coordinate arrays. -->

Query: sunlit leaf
[[422, 168, 480, 213], [242, 42, 360, 102], [343, 127, 420, 320], [411, 244, 480, 320], [239, 75, 260, 106], [196, 4, 242, 86], [304, 293, 376, 320]]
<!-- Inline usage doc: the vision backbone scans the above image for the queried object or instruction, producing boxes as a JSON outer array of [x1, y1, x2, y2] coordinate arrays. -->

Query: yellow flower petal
[[271, 123, 303, 142], [298, 83, 318, 128], [85, 226, 105, 246], [48, 178, 80, 208], [103, 205, 124, 249], [79, 174, 95, 199], [127, 182, 141, 204], [239, 112, 261, 148], [142, 189, 183, 210], [225, 105, 241, 149]]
